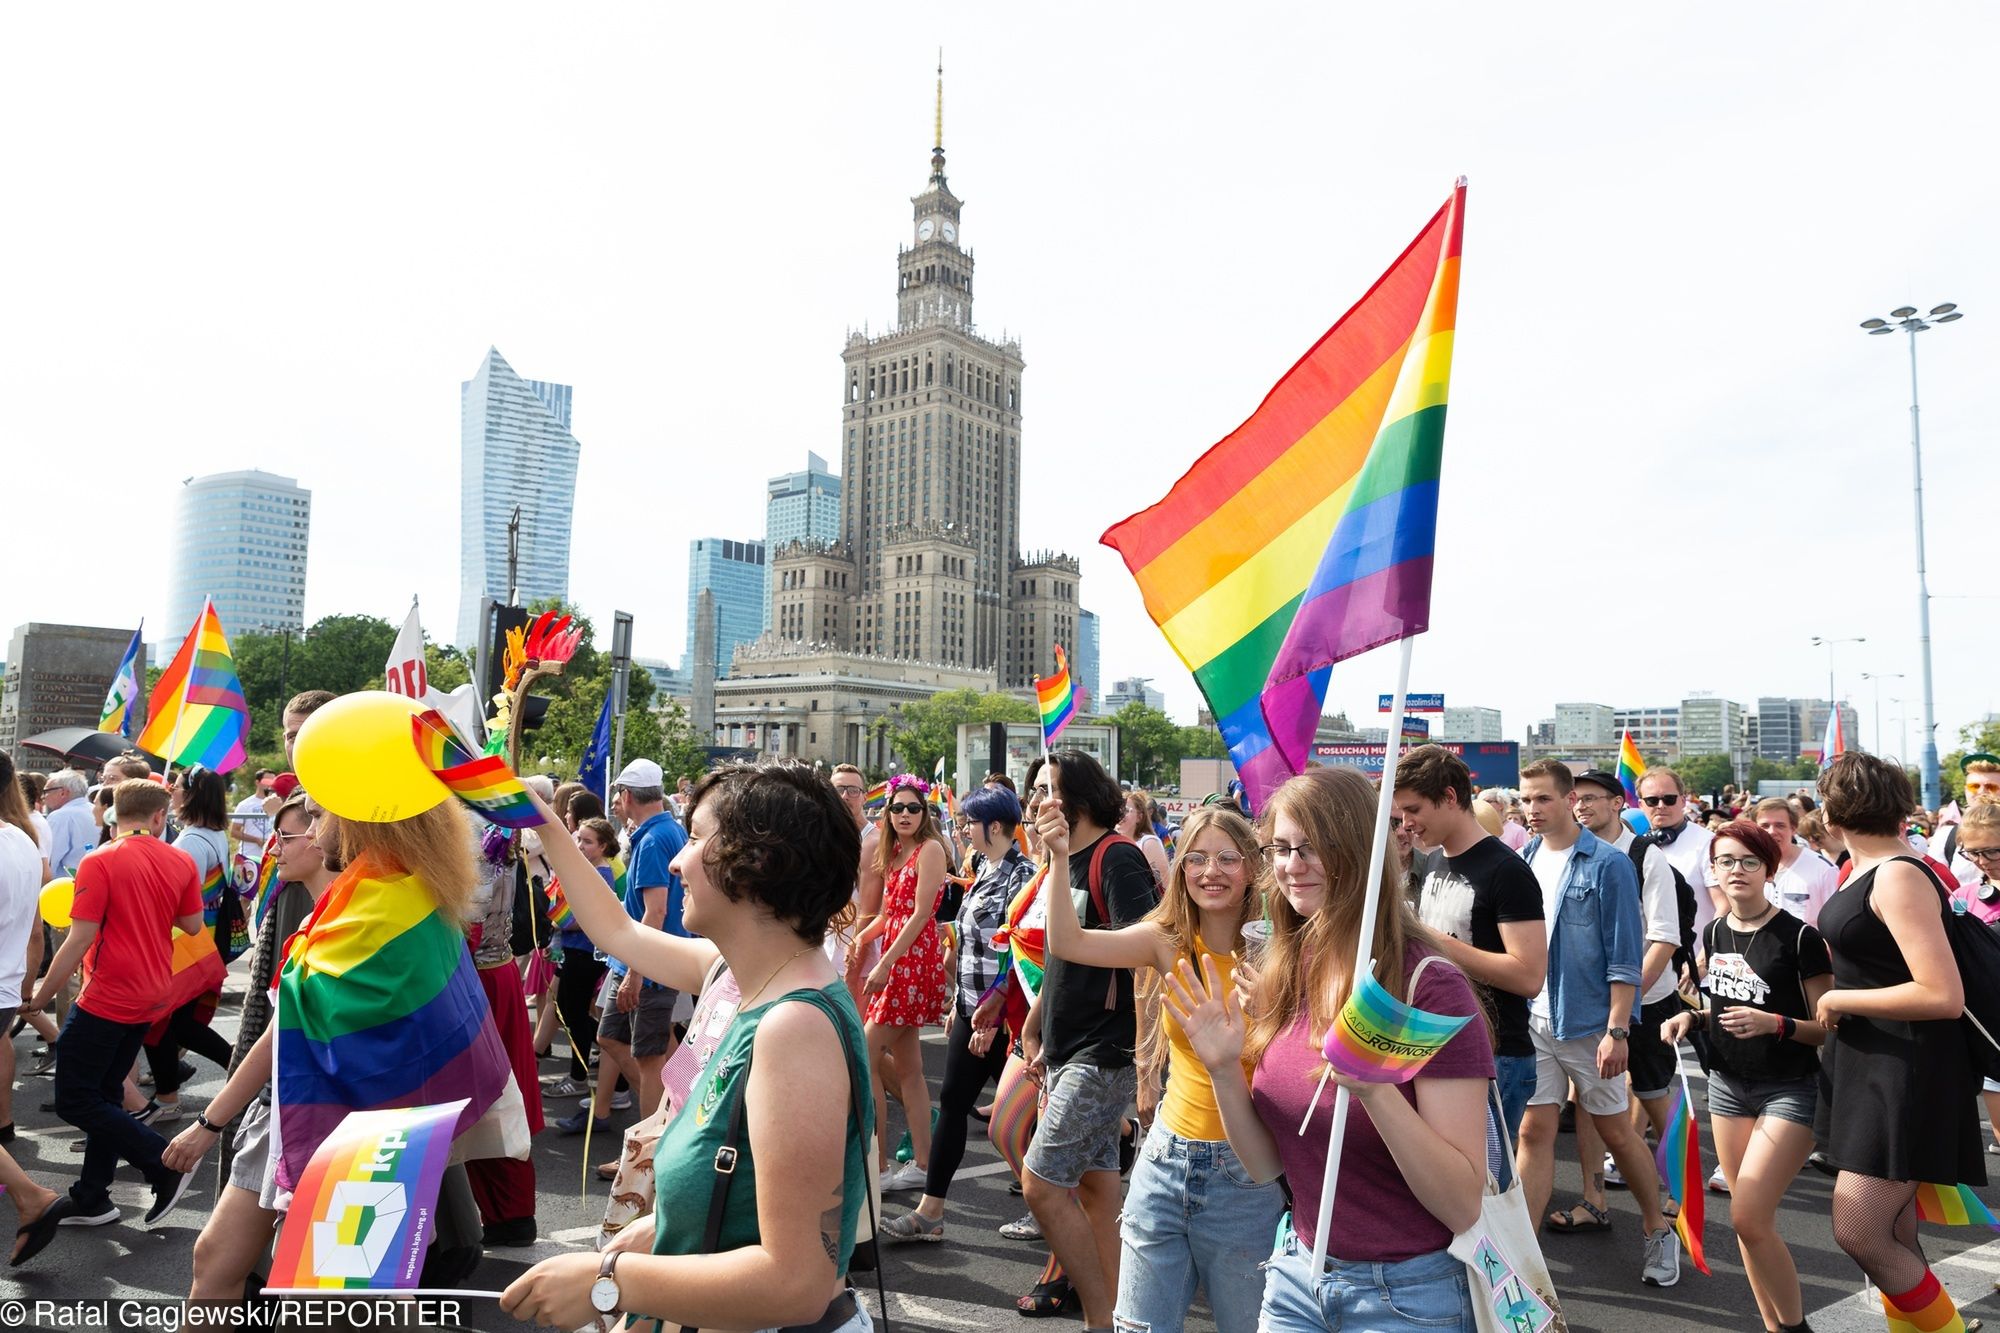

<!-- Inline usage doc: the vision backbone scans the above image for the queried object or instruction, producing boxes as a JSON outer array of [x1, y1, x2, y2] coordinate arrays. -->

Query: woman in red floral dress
[[856, 775, 951, 1192]]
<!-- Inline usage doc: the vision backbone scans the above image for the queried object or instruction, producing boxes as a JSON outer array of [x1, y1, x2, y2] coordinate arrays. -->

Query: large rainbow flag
[[1654, 1063, 1710, 1275], [136, 598, 249, 773], [1103, 183, 1465, 808], [273, 855, 523, 1194], [266, 1100, 465, 1291], [1036, 644, 1078, 748]]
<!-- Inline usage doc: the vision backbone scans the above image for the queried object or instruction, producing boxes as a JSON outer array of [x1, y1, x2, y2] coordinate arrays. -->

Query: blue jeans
[[1488, 1055, 1537, 1190], [1260, 1216, 1473, 1332], [53, 1003, 175, 1211], [1114, 1124, 1286, 1333]]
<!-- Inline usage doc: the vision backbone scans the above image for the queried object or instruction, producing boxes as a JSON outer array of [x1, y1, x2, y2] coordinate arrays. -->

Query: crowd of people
[[2, 702, 1999, 1333]]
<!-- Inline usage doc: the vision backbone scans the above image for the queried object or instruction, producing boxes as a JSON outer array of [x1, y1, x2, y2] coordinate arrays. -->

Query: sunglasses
[[887, 802, 926, 815], [1641, 794, 1681, 808]]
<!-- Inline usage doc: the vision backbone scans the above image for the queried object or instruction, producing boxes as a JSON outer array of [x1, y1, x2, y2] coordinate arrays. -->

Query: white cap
[[614, 758, 665, 790]]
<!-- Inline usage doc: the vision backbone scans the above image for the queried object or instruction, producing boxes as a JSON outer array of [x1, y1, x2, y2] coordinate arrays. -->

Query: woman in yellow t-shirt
[[1042, 803, 1282, 1333]]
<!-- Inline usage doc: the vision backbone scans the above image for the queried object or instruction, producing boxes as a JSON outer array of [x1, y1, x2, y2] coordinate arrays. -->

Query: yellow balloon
[[40, 877, 75, 929], [293, 690, 449, 823]]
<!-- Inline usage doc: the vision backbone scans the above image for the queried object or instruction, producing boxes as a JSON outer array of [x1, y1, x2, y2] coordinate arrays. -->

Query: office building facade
[[687, 538, 767, 677], [456, 347, 580, 647], [167, 470, 312, 637], [1554, 702, 1617, 748], [764, 453, 843, 623], [1074, 609, 1101, 711], [1441, 706, 1503, 743]]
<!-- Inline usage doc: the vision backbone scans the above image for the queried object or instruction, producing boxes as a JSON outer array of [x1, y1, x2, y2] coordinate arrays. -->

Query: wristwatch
[[1607, 1026, 1630, 1041], [590, 1252, 623, 1316]]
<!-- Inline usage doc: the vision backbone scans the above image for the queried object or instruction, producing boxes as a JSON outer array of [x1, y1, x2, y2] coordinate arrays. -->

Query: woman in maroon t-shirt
[[1167, 766, 1492, 1332]]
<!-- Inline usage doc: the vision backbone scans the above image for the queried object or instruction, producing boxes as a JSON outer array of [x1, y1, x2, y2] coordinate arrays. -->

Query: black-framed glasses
[[888, 802, 926, 816], [1962, 846, 2000, 864], [1260, 842, 1321, 866], [1713, 854, 1766, 872], [834, 786, 866, 798], [1641, 794, 1681, 808]]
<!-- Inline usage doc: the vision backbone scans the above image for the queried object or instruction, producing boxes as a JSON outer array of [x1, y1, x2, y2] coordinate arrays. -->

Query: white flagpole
[[1308, 633, 1415, 1276]]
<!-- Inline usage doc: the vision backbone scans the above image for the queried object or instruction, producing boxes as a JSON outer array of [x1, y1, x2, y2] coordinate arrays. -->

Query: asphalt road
[[7, 988, 2000, 1333]]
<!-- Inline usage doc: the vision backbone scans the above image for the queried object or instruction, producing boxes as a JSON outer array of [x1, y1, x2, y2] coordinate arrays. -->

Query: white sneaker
[[1602, 1151, 1626, 1188], [1708, 1166, 1731, 1195], [879, 1162, 928, 1193], [1642, 1226, 1681, 1287]]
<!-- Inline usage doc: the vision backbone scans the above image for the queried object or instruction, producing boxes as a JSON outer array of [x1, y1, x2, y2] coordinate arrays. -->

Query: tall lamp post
[[1860, 671, 1904, 756], [1810, 634, 1864, 723], [1860, 303, 1963, 808]]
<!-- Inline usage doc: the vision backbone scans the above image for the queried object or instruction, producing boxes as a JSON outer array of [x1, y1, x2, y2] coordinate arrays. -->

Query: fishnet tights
[[1831, 1173, 1926, 1295]]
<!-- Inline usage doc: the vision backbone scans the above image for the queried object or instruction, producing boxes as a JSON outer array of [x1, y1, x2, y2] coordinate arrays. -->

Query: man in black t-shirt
[[1022, 749, 1155, 1333], [1396, 746, 1548, 1151]]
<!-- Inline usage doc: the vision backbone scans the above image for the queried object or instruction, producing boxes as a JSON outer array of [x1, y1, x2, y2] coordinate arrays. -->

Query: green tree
[[1674, 754, 1735, 799], [1177, 723, 1231, 764], [1114, 702, 1183, 788], [655, 701, 711, 785], [888, 689, 1036, 779]]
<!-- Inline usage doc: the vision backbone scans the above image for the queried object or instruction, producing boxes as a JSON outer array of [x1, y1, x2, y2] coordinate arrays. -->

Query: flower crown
[[888, 774, 931, 797]]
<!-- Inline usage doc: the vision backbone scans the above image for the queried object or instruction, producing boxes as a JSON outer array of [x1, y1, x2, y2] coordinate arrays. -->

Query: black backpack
[[1631, 837, 1699, 979], [1898, 855, 2000, 1079]]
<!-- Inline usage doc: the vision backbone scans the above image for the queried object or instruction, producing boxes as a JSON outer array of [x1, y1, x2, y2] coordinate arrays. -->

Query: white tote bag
[[1448, 1085, 1569, 1333]]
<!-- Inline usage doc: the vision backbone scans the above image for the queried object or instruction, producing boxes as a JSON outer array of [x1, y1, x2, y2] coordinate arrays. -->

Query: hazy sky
[[7, 4, 1996, 758]]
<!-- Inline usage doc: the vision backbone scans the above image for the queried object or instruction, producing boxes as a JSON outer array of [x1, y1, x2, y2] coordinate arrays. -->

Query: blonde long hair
[[325, 800, 480, 923], [1137, 805, 1263, 1092], [1244, 766, 1422, 1072]]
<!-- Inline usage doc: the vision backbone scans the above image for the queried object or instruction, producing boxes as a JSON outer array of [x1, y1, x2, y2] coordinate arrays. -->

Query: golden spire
[[934, 50, 944, 153]]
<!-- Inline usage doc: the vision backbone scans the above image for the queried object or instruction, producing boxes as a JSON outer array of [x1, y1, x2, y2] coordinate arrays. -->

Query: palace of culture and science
[[713, 77, 1083, 768]]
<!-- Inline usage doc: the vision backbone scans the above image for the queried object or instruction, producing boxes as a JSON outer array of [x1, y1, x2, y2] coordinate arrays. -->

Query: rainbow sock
[[1881, 1270, 1965, 1333]]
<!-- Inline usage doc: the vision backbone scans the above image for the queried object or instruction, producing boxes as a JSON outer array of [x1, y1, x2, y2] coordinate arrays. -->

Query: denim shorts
[[1704, 1069, 1816, 1127], [1024, 1061, 1136, 1189], [1260, 1216, 1473, 1332], [1114, 1124, 1285, 1333]]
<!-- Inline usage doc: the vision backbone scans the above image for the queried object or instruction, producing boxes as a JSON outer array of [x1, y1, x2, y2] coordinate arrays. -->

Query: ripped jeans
[[1113, 1123, 1286, 1333]]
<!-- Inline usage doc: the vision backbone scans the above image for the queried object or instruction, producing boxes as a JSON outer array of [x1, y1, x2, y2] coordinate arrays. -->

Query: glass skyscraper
[[456, 347, 580, 647], [167, 470, 312, 638], [1074, 609, 1101, 712], [686, 538, 767, 678], [763, 452, 842, 621]]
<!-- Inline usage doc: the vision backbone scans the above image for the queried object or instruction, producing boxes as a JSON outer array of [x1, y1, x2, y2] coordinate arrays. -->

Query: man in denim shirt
[[1511, 760, 1678, 1287]]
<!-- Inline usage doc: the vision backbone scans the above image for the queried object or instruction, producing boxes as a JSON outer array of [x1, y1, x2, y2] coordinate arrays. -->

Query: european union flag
[[577, 691, 613, 800]]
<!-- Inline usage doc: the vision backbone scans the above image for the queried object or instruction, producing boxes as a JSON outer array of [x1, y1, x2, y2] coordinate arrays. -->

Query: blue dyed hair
[[962, 785, 1022, 833]]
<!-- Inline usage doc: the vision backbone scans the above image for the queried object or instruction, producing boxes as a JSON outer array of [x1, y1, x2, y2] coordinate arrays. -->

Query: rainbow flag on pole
[[266, 1100, 466, 1290], [1654, 1056, 1711, 1275], [248, 839, 284, 931], [1103, 183, 1465, 810], [1914, 1181, 2000, 1231], [410, 707, 539, 829], [136, 599, 249, 773], [1321, 966, 1472, 1084], [862, 780, 890, 817], [1035, 645, 1078, 748], [546, 878, 575, 931], [1819, 703, 1847, 770], [273, 857, 524, 1195], [1617, 730, 1647, 806], [98, 623, 144, 739]]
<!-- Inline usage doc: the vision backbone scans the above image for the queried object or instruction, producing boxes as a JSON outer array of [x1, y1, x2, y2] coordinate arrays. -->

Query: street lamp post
[[1810, 636, 1864, 748], [1860, 671, 1904, 756], [1860, 303, 1963, 807]]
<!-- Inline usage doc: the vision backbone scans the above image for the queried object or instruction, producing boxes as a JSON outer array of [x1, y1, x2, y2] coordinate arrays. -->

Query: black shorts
[[1627, 993, 1684, 1100]]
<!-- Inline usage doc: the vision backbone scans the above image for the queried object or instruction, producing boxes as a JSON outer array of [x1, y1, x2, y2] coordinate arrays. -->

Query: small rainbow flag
[[410, 708, 539, 829], [266, 1100, 466, 1291], [862, 780, 890, 816], [1035, 645, 1077, 749], [1914, 1181, 2000, 1231], [1654, 1059, 1710, 1275], [249, 839, 284, 931], [137, 598, 249, 773], [1617, 730, 1647, 807], [1320, 965, 1472, 1084], [546, 878, 575, 931], [1103, 183, 1464, 811]]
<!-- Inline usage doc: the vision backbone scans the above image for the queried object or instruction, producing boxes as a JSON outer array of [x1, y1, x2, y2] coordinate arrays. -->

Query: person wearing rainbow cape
[[1167, 766, 1493, 1332]]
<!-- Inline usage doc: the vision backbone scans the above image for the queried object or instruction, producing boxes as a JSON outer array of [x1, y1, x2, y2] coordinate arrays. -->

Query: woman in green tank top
[[503, 762, 876, 1333]]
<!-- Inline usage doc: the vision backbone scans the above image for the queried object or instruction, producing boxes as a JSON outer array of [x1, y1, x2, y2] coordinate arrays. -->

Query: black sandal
[[12, 1207, 61, 1268], [1545, 1199, 1612, 1233], [1016, 1277, 1074, 1318]]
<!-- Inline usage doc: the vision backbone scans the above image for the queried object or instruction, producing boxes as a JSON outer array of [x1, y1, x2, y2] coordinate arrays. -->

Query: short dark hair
[[285, 689, 335, 719], [983, 772, 1016, 793], [567, 791, 605, 825], [1395, 745, 1472, 810], [686, 761, 860, 943], [1519, 758, 1575, 795], [1711, 821, 1783, 876], [1047, 748, 1124, 830], [1819, 752, 1915, 838], [579, 817, 622, 861], [962, 785, 1022, 834], [174, 766, 229, 831]]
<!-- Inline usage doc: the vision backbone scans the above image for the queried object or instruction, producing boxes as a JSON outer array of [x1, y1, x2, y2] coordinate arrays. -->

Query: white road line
[[1806, 1236, 2000, 1331]]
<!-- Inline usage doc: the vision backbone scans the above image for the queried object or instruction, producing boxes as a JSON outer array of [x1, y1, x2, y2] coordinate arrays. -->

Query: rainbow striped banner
[[1319, 966, 1472, 1084], [1035, 645, 1077, 748], [1914, 1181, 2000, 1231], [410, 708, 538, 829], [267, 1100, 466, 1290], [862, 780, 890, 817], [1617, 730, 1647, 807], [1103, 183, 1464, 810], [1654, 1058, 1710, 1275], [136, 599, 248, 773], [546, 878, 575, 931]]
